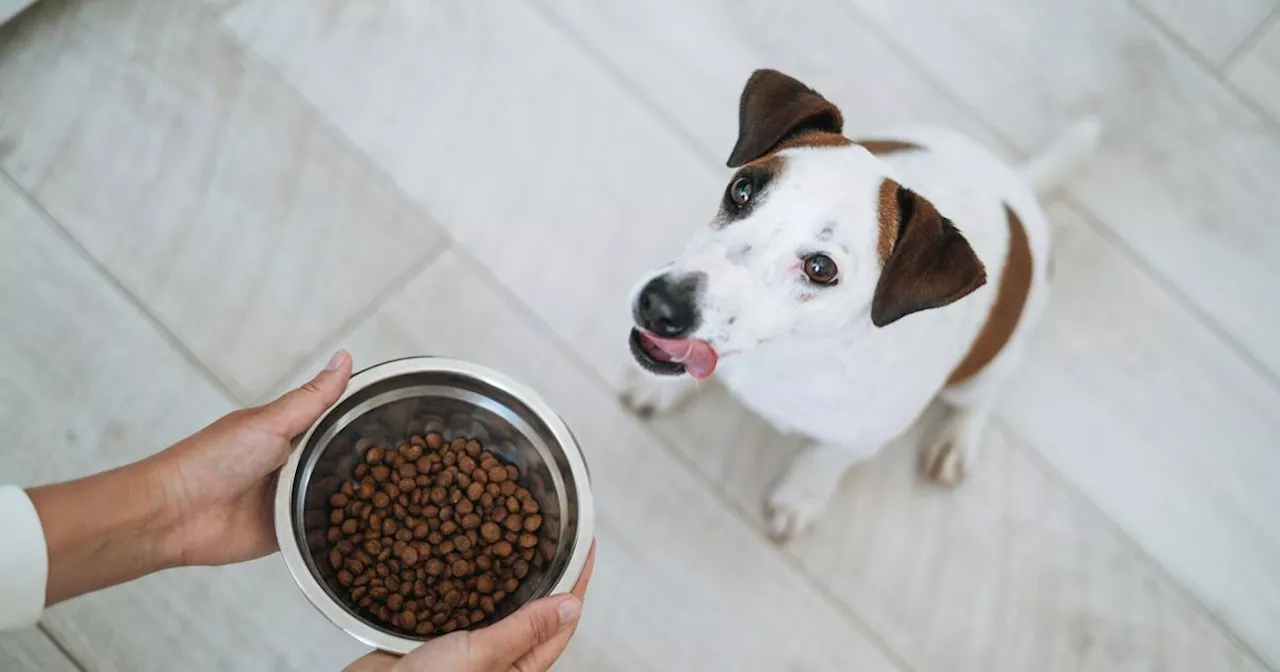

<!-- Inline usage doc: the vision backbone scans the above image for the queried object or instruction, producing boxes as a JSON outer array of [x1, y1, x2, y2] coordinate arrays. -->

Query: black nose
[[635, 275, 699, 338]]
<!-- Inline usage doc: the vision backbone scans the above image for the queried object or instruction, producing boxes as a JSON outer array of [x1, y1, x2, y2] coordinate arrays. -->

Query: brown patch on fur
[[854, 139, 923, 156], [728, 69, 844, 167], [875, 179, 900, 264], [946, 204, 1033, 387], [772, 129, 852, 154], [871, 189, 987, 327]]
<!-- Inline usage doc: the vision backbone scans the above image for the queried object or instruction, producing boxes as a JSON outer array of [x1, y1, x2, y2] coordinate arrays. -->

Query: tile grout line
[[1220, 4, 1280, 74], [35, 623, 89, 672], [993, 415, 1280, 672], [1129, 0, 1280, 130], [252, 240, 453, 405], [531, 0, 1280, 666], [1059, 192, 1280, 396], [0, 169, 252, 409]]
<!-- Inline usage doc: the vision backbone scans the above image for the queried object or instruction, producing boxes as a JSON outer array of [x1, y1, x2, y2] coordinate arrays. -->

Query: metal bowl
[[274, 357, 594, 654]]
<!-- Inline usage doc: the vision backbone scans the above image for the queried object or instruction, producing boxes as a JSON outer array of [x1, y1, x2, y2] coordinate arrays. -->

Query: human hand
[[150, 350, 354, 566], [345, 542, 596, 672], [29, 351, 353, 606]]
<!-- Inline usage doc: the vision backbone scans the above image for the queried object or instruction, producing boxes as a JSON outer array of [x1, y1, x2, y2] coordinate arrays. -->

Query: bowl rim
[[273, 356, 594, 654]]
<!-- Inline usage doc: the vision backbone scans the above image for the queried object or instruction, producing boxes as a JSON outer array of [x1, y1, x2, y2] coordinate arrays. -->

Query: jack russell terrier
[[621, 69, 1098, 541]]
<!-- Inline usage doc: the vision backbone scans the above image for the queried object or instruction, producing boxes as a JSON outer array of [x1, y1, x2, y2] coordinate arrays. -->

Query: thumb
[[470, 594, 582, 669], [256, 350, 353, 438]]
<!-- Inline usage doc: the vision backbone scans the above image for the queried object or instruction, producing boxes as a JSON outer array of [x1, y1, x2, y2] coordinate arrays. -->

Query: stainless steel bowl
[[274, 357, 594, 654]]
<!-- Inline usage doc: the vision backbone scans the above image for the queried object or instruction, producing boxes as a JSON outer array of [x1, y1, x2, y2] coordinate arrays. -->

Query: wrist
[[28, 459, 179, 606]]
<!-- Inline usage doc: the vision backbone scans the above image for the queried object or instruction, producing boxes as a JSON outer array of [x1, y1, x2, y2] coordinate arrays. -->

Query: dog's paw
[[922, 414, 982, 486], [764, 461, 842, 543], [618, 368, 697, 419]]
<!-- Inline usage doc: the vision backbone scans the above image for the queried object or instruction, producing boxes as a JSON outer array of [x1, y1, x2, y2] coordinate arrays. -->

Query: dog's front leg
[[618, 367, 702, 418], [765, 441, 880, 542]]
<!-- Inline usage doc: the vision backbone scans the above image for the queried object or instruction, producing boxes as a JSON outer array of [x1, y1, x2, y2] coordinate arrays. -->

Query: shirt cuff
[[0, 485, 48, 630]]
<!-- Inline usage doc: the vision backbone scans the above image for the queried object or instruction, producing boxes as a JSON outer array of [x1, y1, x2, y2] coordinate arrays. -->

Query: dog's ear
[[727, 69, 844, 168], [871, 186, 987, 327]]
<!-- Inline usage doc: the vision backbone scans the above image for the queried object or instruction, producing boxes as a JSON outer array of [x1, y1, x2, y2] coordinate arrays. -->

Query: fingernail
[[324, 350, 347, 371], [557, 596, 581, 624]]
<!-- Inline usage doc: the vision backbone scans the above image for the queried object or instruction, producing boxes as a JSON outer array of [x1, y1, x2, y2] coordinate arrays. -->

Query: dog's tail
[[1021, 116, 1102, 193]]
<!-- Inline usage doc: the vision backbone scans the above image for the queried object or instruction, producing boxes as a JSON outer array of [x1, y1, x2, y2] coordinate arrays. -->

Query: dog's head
[[629, 69, 986, 379]]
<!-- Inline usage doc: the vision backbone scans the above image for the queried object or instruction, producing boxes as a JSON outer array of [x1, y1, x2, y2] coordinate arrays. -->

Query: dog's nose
[[636, 275, 699, 338]]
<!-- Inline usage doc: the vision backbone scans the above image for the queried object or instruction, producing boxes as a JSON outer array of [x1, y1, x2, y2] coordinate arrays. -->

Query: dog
[[621, 69, 1099, 541]]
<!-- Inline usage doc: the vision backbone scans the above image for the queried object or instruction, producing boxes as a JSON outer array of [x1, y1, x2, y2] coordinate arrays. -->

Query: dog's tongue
[[644, 334, 718, 380]]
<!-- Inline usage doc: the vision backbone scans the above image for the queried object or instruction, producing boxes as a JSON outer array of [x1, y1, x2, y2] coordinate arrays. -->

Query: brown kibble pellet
[[323, 430, 553, 635]]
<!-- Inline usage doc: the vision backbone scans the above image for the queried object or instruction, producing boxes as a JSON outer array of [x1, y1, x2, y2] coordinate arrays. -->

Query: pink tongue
[[645, 334, 718, 380]]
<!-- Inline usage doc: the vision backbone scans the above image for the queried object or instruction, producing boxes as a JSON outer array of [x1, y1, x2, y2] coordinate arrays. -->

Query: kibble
[[322, 430, 553, 637]]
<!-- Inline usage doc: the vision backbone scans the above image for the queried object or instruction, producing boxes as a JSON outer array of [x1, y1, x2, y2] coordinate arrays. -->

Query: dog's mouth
[[629, 329, 718, 380]]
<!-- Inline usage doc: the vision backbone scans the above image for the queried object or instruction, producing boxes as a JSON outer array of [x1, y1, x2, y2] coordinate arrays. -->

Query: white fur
[[624, 121, 1097, 541]]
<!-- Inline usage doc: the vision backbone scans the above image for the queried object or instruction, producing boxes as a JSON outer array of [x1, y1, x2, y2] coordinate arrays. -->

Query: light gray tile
[[646, 367, 1266, 671], [1136, 0, 1277, 66], [222, 0, 722, 390], [0, 175, 367, 670], [539, 0, 1005, 165], [1000, 203, 1280, 668], [281, 249, 906, 672], [0, 0, 444, 400], [1230, 16, 1280, 119], [0, 629, 78, 672], [844, 0, 1280, 384]]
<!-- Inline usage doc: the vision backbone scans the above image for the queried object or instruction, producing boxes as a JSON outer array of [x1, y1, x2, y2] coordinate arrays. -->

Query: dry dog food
[[323, 433, 551, 636]]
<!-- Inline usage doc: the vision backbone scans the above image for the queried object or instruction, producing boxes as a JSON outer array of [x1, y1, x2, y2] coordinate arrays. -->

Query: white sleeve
[[0, 485, 48, 630]]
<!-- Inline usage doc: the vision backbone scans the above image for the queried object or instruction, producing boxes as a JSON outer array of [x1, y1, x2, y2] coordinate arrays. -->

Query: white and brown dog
[[622, 69, 1098, 541]]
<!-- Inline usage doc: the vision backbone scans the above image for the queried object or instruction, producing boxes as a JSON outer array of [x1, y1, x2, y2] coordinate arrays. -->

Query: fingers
[[511, 542, 597, 670], [470, 593, 582, 670], [255, 350, 353, 438]]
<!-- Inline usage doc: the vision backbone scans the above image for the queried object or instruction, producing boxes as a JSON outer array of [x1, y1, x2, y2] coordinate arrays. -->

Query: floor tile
[[1000, 202, 1280, 668], [844, 0, 1280, 384], [281, 249, 906, 672], [646, 382, 1266, 671], [1135, 0, 1276, 66], [0, 0, 444, 400], [222, 0, 723, 390], [1230, 15, 1280, 120], [0, 176, 367, 670], [0, 629, 78, 672], [539, 0, 1005, 166]]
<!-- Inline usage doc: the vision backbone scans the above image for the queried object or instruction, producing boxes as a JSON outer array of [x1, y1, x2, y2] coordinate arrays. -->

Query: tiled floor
[[1, 0, 1277, 670]]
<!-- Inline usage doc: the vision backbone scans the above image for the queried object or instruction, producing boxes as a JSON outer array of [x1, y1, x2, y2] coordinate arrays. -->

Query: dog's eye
[[729, 177, 753, 205], [802, 254, 839, 285]]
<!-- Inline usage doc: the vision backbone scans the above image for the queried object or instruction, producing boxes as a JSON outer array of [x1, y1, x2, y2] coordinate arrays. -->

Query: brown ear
[[871, 186, 987, 327], [727, 69, 844, 168]]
